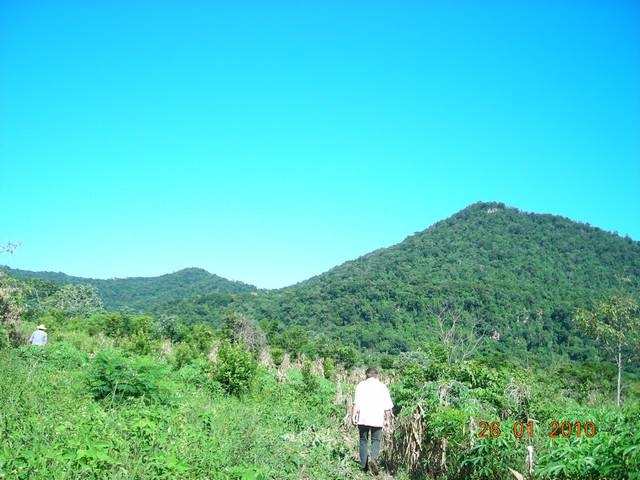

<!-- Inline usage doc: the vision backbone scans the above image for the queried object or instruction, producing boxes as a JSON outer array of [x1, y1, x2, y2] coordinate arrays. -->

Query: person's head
[[37, 324, 46, 331], [365, 367, 378, 379]]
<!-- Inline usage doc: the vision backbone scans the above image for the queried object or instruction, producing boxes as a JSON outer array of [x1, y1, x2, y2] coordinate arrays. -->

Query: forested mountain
[[1, 267, 256, 312], [150, 202, 640, 362], [5, 202, 640, 363], [4, 202, 639, 479]]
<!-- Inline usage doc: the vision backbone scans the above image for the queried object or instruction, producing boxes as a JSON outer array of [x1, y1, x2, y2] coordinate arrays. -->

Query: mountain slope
[[272, 203, 640, 346], [2, 267, 256, 312], [6, 202, 639, 362], [204, 201, 639, 360]]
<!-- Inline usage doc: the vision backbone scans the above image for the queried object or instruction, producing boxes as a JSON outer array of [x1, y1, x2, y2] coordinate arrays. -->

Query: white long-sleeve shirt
[[29, 330, 47, 346]]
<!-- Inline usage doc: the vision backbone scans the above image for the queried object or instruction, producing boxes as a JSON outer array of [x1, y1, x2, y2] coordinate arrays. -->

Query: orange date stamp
[[478, 421, 597, 439]]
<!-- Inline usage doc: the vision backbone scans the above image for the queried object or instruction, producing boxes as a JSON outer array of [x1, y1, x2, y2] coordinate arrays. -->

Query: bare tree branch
[[432, 303, 485, 364], [0, 241, 22, 255]]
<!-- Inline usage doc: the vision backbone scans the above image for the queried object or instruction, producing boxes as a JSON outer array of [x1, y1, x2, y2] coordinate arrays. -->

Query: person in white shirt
[[351, 367, 393, 475], [29, 324, 48, 346]]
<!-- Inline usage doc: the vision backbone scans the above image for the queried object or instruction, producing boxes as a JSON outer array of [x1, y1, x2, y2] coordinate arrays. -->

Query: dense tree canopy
[[3, 267, 256, 312], [124, 203, 640, 366], [4, 202, 640, 367]]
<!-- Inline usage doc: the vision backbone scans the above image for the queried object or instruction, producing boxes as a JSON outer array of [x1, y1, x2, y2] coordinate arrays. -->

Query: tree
[[0, 273, 23, 346], [432, 303, 484, 364], [188, 323, 216, 355], [46, 284, 103, 317], [214, 342, 257, 396], [21, 279, 60, 319], [574, 295, 640, 406], [0, 241, 21, 255], [219, 310, 266, 356], [279, 326, 309, 359], [156, 314, 184, 342], [0, 243, 23, 345]]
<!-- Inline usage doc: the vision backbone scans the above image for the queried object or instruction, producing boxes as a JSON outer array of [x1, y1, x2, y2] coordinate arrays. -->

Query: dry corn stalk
[[342, 396, 353, 430], [334, 381, 344, 405], [526, 444, 535, 475], [161, 339, 173, 356], [257, 347, 274, 368], [311, 357, 324, 376], [207, 342, 219, 364], [468, 415, 477, 447], [438, 383, 452, 406], [403, 402, 425, 472], [294, 353, 306, 369], [280, 352, 291, 370]]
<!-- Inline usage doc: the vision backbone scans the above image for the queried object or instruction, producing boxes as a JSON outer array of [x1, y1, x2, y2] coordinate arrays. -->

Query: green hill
[[2, 303, 638, 480], [3, 201, 639, 479], [1, 267, 256, 312], [155, 202, 640, 362], [5, 202, 640, 363]]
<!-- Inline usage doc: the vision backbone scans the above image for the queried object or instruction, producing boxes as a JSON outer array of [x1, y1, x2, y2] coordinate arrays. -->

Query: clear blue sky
[[1, 1, 639, 289]]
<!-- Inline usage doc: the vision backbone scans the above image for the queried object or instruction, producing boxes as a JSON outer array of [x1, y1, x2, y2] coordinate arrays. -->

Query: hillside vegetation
[[1, 288, 638, 479], [3, 267, 256, 312], [1, 201, 639, 478], [141, 202, 640, 365], [6, 202, 640, 366]]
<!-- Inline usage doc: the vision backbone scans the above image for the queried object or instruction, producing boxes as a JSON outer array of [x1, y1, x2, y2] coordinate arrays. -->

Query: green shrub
[[86, 348, 169, 403], [130, 315, 156, 338], [270, 347, 284, 366], [171, 342, 198, 370], [71, 312, 108, 335], [380, 354, 395, 370], [156, 315, 184, 342], [214, 342, 257, 396], [126, 329, 158, 356], [0, 324, 9, 350], [176, 357, 220, 392], [44, 342, 88, 368], [104, 312, 132, 337], [323, 357, 335, 380], [332, 344, 358, 369], [188, 324, 216, 354], [301, 360, 319, 393]]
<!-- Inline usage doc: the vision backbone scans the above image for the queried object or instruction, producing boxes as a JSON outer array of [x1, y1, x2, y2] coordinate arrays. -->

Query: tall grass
[[0, 347, 395, 479]]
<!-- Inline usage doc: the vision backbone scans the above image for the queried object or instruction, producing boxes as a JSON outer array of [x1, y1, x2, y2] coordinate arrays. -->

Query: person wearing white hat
[[29, 324, 48, 346]]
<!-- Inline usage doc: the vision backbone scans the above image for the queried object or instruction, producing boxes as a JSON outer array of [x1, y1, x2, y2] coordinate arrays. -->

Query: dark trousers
[[358, 425, 382, 469]]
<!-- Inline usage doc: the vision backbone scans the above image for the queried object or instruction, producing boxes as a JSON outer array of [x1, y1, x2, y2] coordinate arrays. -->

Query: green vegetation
[[383, 347, 639, 479], [3, 267, 256, 312], [248, 202, 639, 362], [0, 343, 359, 479], [7, 203, 639, 369], [575, 295, 640, 406], [2, 202, 639, 478], [214, 342, 258, 396], [1, 313, 638, 479], [100, 202, 639, 370], [86, 348, 171, 403]]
